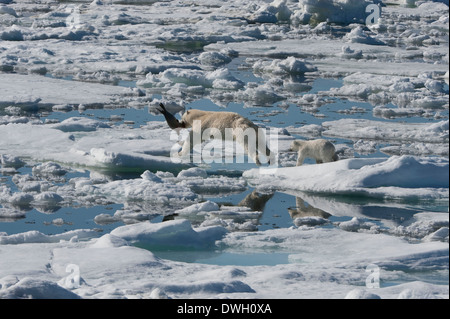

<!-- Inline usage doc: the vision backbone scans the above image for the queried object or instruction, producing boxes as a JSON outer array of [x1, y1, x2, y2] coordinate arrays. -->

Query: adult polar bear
[[158, 103, 276, 166]]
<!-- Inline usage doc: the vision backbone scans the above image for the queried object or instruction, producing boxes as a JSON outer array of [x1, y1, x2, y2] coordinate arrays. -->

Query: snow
[[32, 162, 67, 176], [0, 277, 82, 299], [175, 201, 220, 215], [295, 0, 375, 25], [137, 67, 244, 91], [33, 192, 64, 206], [0, 74, 131, 109], [177, 167, 208, 179], [321, 119, 449, 144], [1, 218, 447, 299], [345, 288, 382, 299], [253, 56, 317, 76], [244, 155, 449, 200], [51, 117, 111, 132], [0, 121, 191, 173], [0, 229, 97, 245], [93, 170, 198, 204], [0, 0, 448, 300], [0, 154, 24, 168], [111, 219, 228, 249], [199, 51, 232, 67]]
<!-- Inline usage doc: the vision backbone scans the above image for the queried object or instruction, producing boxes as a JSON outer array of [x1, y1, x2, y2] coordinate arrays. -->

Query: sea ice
[[199, 51, 232, 67], [137, 67, 244, 91], [253, 56, 317, 77], [89, 170, 198, 205], [0, 0, 448, 300], [0, 119, 191, 173], [243, 155, 449, 199], [51, 117, 111, 132], [32, 162, 67, 177], [0, 74, 131, 109], [0, 154, 25, 168], [295, 0, 375, 25], [1, 218, 447, 298], [248, 0, 293, 24], [110, 219, 228, 249], [0, 229, 97, 245], [0, 277, 81, 299], [322, 119, 449, 144]]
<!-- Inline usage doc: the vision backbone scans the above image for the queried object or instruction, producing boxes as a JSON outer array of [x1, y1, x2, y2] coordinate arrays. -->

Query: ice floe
[[244, 155, 449, 200], [137, 67, 245, 92], [1, 217, 447, 299], [111, 219, 228, 249], [92, 170, 198, 204], [295, 0, 376, 25], [0, 74, 131, 110], [253, 56, 317, 77], [322, 119, 449, 144], [0, 119, 192, 173], [0, 228, 97, 245]]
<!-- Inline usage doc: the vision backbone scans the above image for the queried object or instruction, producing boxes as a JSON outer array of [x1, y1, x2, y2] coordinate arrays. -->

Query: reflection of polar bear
[[158, 104, 276, 166], [290, 139, 338, 166]]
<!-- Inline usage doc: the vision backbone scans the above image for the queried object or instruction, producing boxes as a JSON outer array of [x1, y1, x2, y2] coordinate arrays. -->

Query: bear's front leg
[[296, 152, 306, 166], [178, 130, 195, 159]]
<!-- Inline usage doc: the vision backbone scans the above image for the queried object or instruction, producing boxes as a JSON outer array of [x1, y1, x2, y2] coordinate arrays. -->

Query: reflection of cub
[[288, 197, 331, 220], [158, 104, 276, 166], [290, 139, 338, 166]]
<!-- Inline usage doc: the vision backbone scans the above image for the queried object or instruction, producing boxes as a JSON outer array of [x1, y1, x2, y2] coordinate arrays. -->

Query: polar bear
[[158, 103, 276, 166], [290, 139, 338, 166]]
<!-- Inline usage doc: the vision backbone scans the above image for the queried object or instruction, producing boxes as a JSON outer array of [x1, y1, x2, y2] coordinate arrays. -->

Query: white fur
[[178, 109, 275, 166], [290, 139, 338, 166]]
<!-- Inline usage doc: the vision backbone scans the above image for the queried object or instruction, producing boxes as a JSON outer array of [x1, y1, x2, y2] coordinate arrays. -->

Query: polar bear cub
[[290, 139, 338, 166]]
